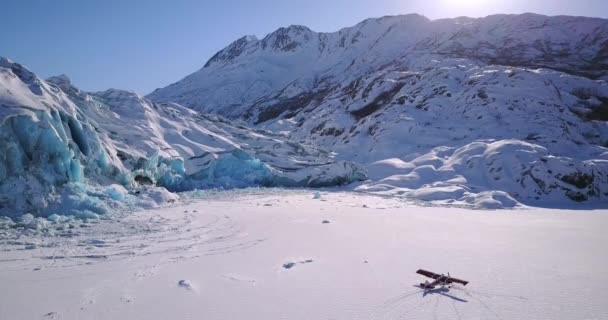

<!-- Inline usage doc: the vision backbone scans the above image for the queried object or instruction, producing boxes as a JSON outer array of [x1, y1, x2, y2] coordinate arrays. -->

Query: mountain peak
[[0, 56, 14, 66], [375, 13, 429, 23], [280, 24, 313, 33], [203, 35, 260, 68], [0, 57, 39, 86], [46, 74, 73, 91], [352, 13, 430, 29], [261, 24, 314, 52], [48, 74, 71, 83], [94, 88, 142, 102]]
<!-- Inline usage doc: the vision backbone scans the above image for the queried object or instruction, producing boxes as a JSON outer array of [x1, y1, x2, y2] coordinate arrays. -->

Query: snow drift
[[0, 58, 365, 218], [359, 140, 607, 208]]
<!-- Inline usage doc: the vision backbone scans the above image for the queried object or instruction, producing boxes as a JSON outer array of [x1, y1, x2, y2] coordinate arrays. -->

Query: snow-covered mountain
[[148, 13, 608, 207], [2, 13, 608, 218], [148, 13, 608, 115], [0, 58, 364, 218]]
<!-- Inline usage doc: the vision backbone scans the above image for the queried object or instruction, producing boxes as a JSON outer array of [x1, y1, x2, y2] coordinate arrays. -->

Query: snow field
[[1, 190, 606, 319]]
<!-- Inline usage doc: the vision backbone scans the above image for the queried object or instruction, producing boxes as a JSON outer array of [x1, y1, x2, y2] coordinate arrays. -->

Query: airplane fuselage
[[420, 276, 452, 289], [416, 269, 469, 290]]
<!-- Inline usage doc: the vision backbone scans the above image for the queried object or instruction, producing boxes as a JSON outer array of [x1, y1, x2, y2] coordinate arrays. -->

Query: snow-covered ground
[[1, 189, 606, 320]]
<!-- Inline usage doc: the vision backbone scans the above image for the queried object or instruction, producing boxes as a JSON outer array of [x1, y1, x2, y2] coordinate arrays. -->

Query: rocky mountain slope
[[148, 13, 608, 207], [0, 58, 364, 218]]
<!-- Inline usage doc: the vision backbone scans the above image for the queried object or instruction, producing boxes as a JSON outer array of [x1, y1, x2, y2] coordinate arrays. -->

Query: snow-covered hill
[[148, 13, 608, 207], [0, 58, 364, 218]]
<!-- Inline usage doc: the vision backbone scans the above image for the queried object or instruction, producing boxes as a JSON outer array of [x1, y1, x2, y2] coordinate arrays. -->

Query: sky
[[2, 0, 607, 94]]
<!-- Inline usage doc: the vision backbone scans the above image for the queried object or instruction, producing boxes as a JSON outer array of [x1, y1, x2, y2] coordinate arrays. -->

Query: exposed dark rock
[[350, 82, 407, 120]]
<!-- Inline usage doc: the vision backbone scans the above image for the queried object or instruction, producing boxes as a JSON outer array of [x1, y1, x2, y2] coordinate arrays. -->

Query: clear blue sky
[[2, 0, 607, 94]]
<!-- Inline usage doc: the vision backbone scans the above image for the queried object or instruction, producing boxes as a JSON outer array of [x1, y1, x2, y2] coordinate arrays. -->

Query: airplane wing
[[446, 277, 469, 286], [416, 269, 442, 279]]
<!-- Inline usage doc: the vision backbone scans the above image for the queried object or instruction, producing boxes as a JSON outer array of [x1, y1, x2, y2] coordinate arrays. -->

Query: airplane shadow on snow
[[378, 285, 470, 319], [418, 286, 469, 303]]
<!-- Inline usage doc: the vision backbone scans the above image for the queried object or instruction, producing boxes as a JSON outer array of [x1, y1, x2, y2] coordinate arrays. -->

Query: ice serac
[[148, 14, 608, 207], [0, 58, 365, 218]]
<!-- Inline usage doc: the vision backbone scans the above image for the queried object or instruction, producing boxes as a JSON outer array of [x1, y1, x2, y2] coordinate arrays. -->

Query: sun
[[443, 0, 489, 5], [437, 0, 495, 17]]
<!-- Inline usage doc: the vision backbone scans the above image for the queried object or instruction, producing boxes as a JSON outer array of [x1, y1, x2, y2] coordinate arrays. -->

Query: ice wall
[[0, 58, 366, 218]]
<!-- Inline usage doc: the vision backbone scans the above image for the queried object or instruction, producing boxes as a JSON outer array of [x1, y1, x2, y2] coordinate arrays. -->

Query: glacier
[[0, 57, 366, 219]]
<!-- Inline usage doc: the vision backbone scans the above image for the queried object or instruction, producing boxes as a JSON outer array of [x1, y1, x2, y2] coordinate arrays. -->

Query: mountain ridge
[[146, 13, 608, 206], [148, 13, 608, 116]]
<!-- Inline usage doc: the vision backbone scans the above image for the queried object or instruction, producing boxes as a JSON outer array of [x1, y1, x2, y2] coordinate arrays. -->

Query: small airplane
[[416, 269, 469, 290]]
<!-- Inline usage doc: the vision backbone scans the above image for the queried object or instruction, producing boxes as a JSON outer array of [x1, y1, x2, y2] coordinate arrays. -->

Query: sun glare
[[439, 0, 494, 16]]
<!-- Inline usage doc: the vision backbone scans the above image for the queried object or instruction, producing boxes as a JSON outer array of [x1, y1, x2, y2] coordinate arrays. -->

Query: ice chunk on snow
[[177, 280, 194, 290]]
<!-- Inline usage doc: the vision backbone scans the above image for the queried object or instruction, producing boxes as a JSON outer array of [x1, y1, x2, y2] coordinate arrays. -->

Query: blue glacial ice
[[0, 58, 366, 219]]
